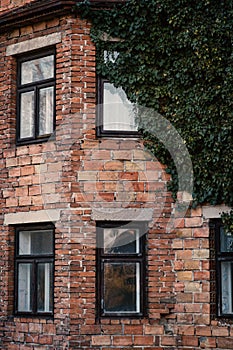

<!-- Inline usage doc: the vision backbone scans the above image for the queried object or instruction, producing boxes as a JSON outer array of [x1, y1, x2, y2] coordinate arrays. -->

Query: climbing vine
[[77, 1, 233, 218], [221, 210, 233, 235]]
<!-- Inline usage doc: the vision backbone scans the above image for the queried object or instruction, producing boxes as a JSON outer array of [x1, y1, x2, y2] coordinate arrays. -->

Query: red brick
[[185, 217, 203, 227], [212, 327, 229, 336], [196, 326, 211, 336], [134, 335, 154, 345], [182, 335, 198, 346], [161, 336, 176, 346], [92, 336, 111, 346], [104, 160, 124, 170], [124, 325, 143, 335], [113, 336, 133, 346]]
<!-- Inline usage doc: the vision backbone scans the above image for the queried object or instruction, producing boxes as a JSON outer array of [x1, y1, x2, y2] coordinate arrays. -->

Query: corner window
[[212, 219, 233, 317], [96, 50, 138, 137], [97, 78, 138, 137], [96, 222, 147, 318], [17, 49, 55, 144], [15, 225, 54, 317]]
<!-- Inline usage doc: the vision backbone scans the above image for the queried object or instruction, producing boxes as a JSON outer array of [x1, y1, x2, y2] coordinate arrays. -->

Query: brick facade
[[0, 0, 233, 349]]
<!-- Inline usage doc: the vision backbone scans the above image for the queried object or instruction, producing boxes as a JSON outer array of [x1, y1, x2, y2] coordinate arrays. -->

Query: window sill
[[16, 135, 55, 146], [96, 129, 141, 139], [14, 313, 54, 320]]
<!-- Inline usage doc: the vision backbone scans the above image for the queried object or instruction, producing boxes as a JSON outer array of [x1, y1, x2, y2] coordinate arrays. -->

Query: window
[[97, 78, 138, 137], [15, 225, 54, 316], [97, 50, 138, 137], [96, 222, 147, 318], [212, 219, 233, 317], [17, 49, 55, 144]]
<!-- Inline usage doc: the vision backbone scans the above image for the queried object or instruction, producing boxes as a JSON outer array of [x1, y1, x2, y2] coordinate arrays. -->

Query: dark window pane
[[18, 263, 33, 312], [104, 228, 140, 254], [18, 230, 53, 255], [103, 262, 140, 313], [220, 226, 233, 252], [37, 263, 53, 312], [20, 91, 35, 139], [39, 86, 54, 136], [103, 82, 137, 132], [21, 55, 54, 84]]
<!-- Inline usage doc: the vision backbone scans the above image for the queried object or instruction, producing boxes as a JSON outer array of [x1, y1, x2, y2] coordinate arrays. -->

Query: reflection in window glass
[[18, 230, 53, 255], [37, 263, 53, 312], [21, 55, 54, 85], [104, 228, 139, 254], [221, 261, 233, 314], [18, 263, 33, 312], [103, 262, 140, 313], [20, 91, 35, 139], [103, 82, 137, 131], [39, 86, 54, 135]]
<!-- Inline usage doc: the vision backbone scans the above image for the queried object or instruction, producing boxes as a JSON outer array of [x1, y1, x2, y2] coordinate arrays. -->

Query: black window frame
[[211, 219, 233, 319], [96, 221, 147, 319], [96, 76, 139, 138], [16, 48, 56, 145], [14, 224, 55, 318]]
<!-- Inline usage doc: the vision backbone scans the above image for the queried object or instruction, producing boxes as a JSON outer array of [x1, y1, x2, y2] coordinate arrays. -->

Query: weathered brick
[[185, 217, 203, 227], [177, 271, 193, 281], [91, 336, 111, 346], [113, 336, 133, 346]]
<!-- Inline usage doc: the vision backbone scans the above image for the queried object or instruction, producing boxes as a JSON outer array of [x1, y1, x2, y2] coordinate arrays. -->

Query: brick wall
[[0, 3, 233, 350]]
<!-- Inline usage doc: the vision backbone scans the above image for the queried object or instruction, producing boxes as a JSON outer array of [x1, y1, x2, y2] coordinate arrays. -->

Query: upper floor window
[[211, 219, 233, 318], [96, 221, 147, 318], [15, 224, 54, 317], [97, 78, 138, 137], [17, 49, 55, 144], [96, 50, 138, 137]]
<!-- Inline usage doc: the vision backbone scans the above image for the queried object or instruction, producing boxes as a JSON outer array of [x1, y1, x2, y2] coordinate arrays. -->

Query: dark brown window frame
[[96, 77, 139, 138], [16, 48, 56, 145], [96, 221, 147, 319], [210, 219, 233, 319], [14, 223, 55, 318]]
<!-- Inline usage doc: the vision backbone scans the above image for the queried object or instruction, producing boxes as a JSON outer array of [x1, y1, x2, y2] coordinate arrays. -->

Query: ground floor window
[[211, 219, 233, 318], [15, 224, 54, 317], [96, 221, 147, 318]]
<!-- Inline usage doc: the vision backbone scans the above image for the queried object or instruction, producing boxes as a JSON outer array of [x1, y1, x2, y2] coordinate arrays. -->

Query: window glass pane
[[104, 228, 140, 254], [18, 230, 53, 255], [21, 55, 54, 85], [37, 263, 53, 312], [221, 261, 233, 314], [18, 263, 33, 312], [104, 50, 119, 63], [220, 226, 233, 252], [103, 262, 140, 313], [20, 91, 35, 139], [39, 86, 54, 136], [103, 82, 137, 131]]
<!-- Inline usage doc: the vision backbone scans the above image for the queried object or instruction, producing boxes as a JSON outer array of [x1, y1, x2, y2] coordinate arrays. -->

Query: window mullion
[[32, 260, 37, 315]]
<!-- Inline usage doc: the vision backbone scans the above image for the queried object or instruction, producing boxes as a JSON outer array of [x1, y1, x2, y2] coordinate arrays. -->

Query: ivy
[[221, 210, 233, 234], [77, 0, 233, 209]]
